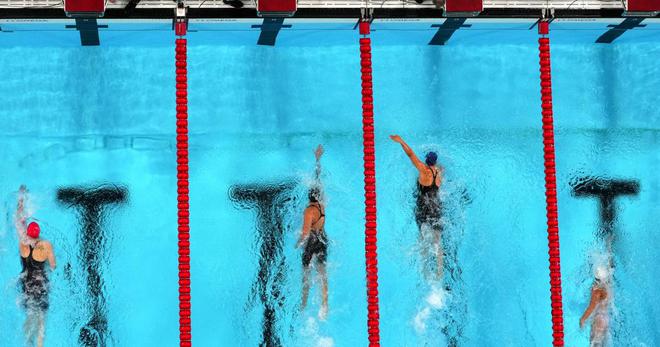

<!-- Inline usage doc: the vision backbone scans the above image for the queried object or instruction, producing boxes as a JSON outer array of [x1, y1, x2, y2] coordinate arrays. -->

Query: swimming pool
[[0, 18, 658, 346]]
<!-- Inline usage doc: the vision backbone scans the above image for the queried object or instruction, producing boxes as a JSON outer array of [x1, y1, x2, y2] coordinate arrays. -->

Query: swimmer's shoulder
[[593, 286, 607, 299], [36, 240, 53, 252], [19, 242, 29, 255], [304, 203, 323, 216]]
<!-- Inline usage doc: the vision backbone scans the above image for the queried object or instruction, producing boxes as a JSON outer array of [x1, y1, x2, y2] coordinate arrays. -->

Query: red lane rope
[[175, 34, 191, 346], [538, 21, 565, 347], [358, 21, 380, 347]]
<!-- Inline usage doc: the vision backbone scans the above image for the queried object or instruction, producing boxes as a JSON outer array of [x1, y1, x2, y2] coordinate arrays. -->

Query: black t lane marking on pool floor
[[57, 184, 128, 347], [571, 176, 640, 246], [230, 181, 296, 347]]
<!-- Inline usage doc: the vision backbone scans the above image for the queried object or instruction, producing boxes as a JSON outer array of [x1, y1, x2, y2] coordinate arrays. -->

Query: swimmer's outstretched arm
[[314, 144, 324, 183], [390, 135, 426, 171], [15, 185, 28, 235]]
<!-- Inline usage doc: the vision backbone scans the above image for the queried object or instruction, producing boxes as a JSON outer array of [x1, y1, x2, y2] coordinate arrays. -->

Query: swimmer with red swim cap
[[16, 185, 56, 347]]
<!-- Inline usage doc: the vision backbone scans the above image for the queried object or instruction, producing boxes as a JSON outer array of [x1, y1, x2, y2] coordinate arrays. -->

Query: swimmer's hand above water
[[314, 144, 324, 161]]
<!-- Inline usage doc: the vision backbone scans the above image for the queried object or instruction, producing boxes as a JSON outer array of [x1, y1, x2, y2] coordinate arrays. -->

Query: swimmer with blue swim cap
[[390, 135, 445, 281], [425, 151, 438, 166]]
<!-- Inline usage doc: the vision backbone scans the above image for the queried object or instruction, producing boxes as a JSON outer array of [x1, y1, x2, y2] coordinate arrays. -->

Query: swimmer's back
[[306, 203, 325, 232], [418, 166, 442, 188], [20, 241, 51, 262]]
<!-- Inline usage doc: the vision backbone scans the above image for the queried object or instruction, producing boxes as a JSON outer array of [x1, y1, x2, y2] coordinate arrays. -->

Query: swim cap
[[27, 222, 40, 239], [308, 187, 321, 202], [594, 265, 609, 281], [425, 152, 438, 166]]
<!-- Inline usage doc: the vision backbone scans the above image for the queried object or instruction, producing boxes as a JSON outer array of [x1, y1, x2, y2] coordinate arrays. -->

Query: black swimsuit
[[415, 166, 443, 229], [20, 243, 49, 312], [302, 204, 327, 267]]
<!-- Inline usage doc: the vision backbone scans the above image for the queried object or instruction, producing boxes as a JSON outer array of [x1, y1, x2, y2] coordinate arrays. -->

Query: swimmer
[[390, 135, 444, 280], [580, 266, 611, 347], [296, 145, 329, 320], [16, 185, 56, 347]]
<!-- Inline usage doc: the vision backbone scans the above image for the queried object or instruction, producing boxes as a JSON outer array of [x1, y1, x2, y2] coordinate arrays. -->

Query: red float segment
[[359, 22, 370, 35], [538, 21, 549, 35], [176, 37, 192, 347], [358, 20, 381, 347], [175, 22, 187, 36], [537, 21, 565, 347]]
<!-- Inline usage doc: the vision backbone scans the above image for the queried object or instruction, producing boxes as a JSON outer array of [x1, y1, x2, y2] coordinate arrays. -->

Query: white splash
[[302, 317, 334, 347], [426, 286, 446, 309], [414, 307, 431, 333], [318, 305, 328, 321], [317, 337, 334, 347], [413, 285, 448, 334]]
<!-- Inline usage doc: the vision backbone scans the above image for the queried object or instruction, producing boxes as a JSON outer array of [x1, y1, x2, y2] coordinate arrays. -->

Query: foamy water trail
[[413, 284, 448, 334], [301, 316, 335, 347]]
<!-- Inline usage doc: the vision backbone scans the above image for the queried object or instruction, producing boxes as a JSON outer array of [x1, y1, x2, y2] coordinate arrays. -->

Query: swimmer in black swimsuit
[[296, 145, 329, 319], [390, 135, 445, 280], [16, 185, 56, 347]]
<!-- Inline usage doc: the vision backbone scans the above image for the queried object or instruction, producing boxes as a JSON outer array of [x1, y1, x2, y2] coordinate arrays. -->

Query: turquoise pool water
[[0, 18, 658, 346]]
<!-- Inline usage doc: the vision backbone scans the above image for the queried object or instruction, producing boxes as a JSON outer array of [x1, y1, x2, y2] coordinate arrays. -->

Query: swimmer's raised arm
[[15, 185, 28, 236], [314, 144, 324, 183], [390, 135, 426, 171]]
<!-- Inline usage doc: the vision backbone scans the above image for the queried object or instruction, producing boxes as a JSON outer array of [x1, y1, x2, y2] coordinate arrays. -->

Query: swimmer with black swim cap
[[390, 135, 445, 281], [296, 145, 329, 320], [308, 187, 321, 203], [16, 185, 56, 347]]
